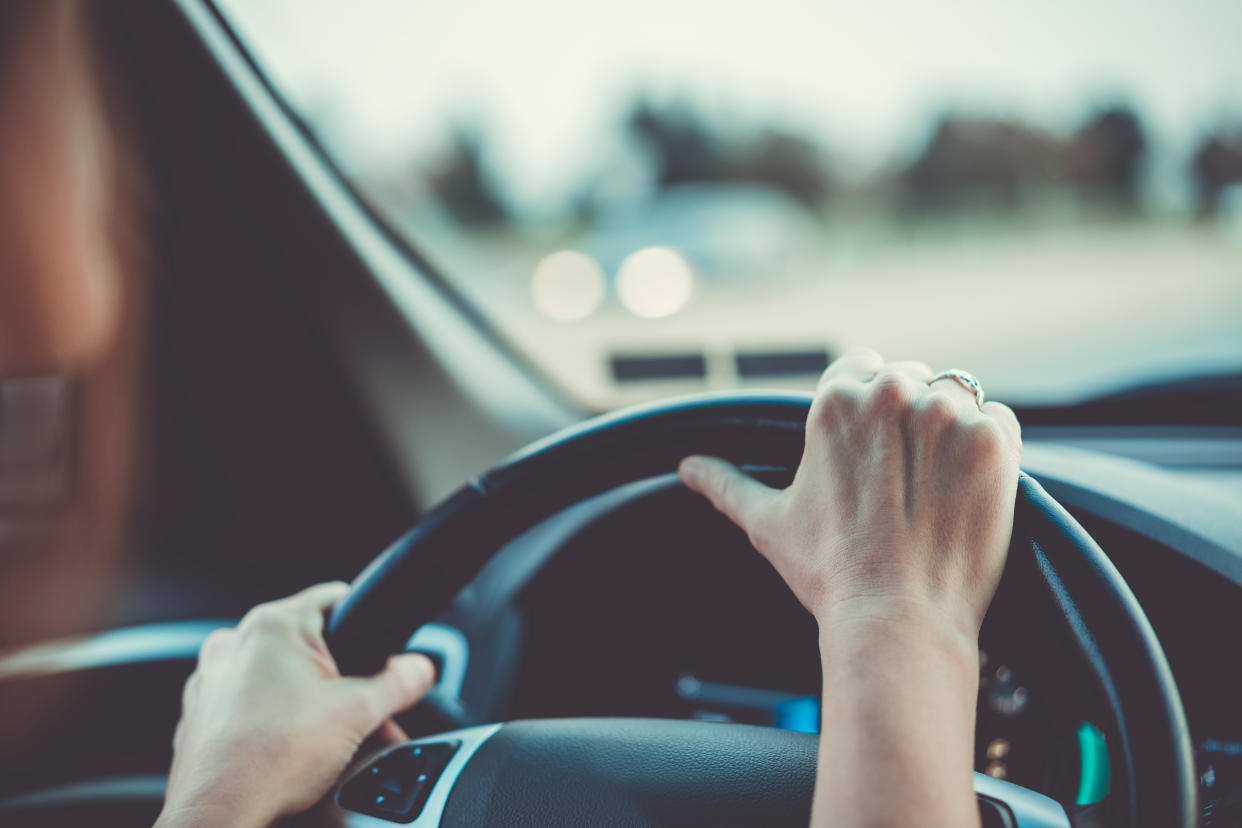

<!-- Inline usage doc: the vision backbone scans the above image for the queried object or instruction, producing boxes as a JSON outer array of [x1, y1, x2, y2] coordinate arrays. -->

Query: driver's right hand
[[155, 582, 436, 828]]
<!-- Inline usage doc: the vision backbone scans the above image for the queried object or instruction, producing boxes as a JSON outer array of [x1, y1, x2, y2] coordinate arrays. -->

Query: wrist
[[816, 591, 981, 648], [156, 779, 279, 828], [816, 594, 980, 688], [154, 802, 271, 828]]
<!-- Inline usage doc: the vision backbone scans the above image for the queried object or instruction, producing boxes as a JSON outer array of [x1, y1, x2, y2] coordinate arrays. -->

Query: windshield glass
[[216, 0, 1242, 411]]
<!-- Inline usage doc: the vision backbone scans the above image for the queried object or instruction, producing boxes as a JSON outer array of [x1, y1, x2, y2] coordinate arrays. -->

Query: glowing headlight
[[616, 246, 695, 319], [530, 250, 606, 321]]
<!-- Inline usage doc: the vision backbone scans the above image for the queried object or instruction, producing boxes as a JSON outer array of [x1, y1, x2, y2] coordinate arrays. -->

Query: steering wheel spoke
[[328, 719, 1070, 827]]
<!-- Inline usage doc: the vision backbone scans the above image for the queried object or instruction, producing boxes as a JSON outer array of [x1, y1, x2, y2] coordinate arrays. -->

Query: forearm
[[812, 601, 981, 828]]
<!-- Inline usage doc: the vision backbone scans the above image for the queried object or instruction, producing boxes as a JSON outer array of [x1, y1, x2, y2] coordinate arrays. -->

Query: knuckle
[[810, 383, 861, 429], [914, 391, 959, 427], [868, 372, 913, 413], [240, 603, 293, 636], [199, 628, 233, 659], [985, 402, 1022, 440], [963, 418, 1007, 464]]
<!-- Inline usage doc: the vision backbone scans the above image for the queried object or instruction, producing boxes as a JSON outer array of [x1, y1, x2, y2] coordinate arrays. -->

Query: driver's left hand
[[155, 582, 436, 828]]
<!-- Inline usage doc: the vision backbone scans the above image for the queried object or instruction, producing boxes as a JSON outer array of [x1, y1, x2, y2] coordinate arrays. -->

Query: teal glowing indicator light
[[1076, 721, 1110, 805], [775, 696, 821, 734]]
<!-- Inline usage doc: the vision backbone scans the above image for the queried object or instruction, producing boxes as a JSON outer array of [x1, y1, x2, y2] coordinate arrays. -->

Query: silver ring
[[929, 369, 985, 408]]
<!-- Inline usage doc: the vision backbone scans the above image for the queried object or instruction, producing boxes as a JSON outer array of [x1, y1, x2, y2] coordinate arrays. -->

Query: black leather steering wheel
[[324, 392, 1196, 827]]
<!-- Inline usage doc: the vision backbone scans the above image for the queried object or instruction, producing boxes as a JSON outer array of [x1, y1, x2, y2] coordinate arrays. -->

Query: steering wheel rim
[[325, 391, 1196, 827]]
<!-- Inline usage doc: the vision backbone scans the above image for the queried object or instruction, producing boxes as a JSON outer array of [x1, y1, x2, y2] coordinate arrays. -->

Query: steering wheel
[[324, 392, 1196, 828]]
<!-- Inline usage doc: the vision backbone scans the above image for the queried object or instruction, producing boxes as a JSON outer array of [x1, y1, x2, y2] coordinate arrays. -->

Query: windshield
[[215, 0, 1242, 411]]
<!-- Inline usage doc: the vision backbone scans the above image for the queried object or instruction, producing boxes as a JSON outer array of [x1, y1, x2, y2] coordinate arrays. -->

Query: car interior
[[1, 2, 1241, 827]]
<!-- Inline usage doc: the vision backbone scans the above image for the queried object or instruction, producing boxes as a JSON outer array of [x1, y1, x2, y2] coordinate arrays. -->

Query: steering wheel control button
[[338, 740, 461, 822]]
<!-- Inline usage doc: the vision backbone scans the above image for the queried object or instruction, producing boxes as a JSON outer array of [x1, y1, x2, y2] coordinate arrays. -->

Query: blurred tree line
[[417, 97, 1242, 226], [1194, 132, 1242, 217], [902, 106, 1148, 213], [424, 126, 509, 225], [624, 100, 832, 209]]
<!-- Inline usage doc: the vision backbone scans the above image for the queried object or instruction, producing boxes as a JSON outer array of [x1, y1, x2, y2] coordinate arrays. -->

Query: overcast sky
[[220, 0, 1242, 210]]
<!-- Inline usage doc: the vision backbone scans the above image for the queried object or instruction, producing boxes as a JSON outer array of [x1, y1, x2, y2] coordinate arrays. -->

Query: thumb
[[679, 455, 778, 538], [341, 653, 436, 731]]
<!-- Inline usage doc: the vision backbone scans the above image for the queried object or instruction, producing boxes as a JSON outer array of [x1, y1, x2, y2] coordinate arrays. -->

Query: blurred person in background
[[0, 0, 151, 762], [0, 0, 146, 655]]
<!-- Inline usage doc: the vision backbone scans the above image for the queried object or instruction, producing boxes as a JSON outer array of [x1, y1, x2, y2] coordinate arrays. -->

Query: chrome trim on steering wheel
[[336, 723, 502, 827], [973, 772, 1071, 827]]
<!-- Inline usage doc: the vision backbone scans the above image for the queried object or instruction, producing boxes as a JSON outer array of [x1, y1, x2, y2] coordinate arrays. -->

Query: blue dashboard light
[[776, 696, 821, 734]]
